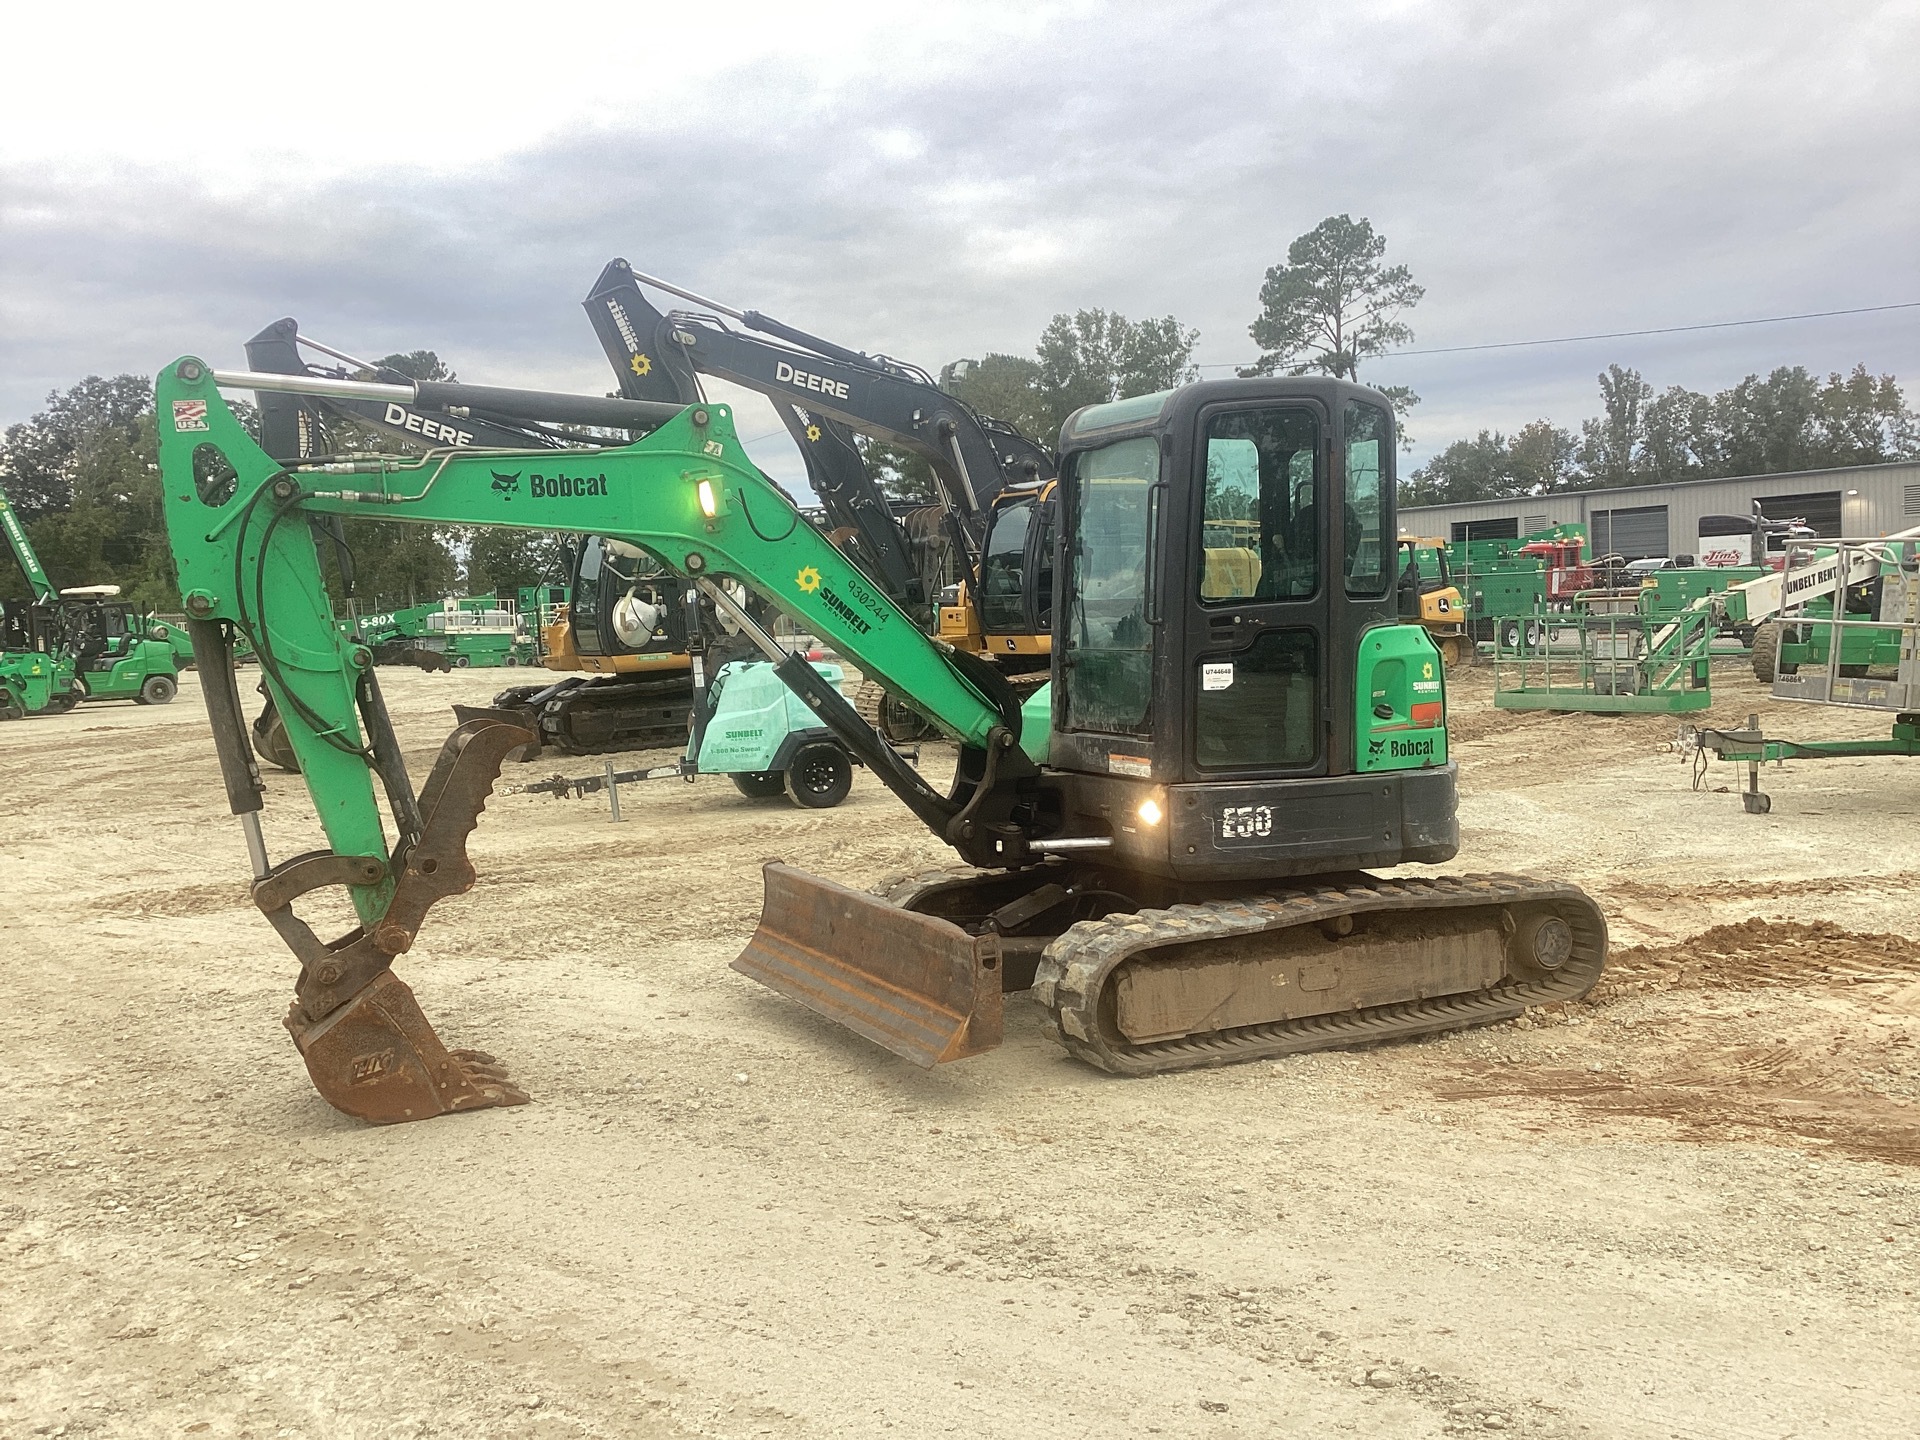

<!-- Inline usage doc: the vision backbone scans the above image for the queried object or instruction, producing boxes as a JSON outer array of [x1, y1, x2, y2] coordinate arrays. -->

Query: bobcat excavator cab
[[156, 357, 1604, 1125]]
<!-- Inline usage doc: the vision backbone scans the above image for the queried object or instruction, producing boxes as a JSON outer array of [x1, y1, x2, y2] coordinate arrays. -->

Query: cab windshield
[[1062, 437, 1158, 735]]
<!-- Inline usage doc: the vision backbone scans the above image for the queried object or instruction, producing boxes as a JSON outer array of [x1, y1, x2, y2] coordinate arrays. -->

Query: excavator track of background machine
[[1030, 873, 1605, 1074]]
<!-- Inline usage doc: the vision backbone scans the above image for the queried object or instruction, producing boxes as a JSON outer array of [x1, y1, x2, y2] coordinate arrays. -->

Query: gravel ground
[[1, 658, 1916, 1438]]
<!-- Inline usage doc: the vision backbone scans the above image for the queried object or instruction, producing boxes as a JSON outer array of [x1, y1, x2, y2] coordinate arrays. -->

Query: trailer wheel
[[1750, 623, 1778, 683], [1499, 620, 1543, 651], [136, 674, 178, 706], [785, 743, 853, 809], [730, 770, 787, 800], [453, 655, 471, 668]]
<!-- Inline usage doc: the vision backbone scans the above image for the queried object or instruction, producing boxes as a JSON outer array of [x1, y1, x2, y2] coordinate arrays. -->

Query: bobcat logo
[[491, 471, 522, 498], [1368, 737, 1386, 758]]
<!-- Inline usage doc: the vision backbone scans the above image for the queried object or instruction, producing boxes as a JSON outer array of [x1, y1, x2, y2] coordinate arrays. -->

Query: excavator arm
[[243, 318, 584, 459], [159, 357, 1026, 1122], [583, 260, 1054, 583]]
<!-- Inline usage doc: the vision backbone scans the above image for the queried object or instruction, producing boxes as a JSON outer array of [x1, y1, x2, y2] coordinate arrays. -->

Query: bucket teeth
[[733, 863, 1004, 1068]]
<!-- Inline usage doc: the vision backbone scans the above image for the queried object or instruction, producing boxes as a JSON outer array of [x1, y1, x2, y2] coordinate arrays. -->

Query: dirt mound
[[1434, 1047, 1920, 1166], [1596, 918, 1920, 997]]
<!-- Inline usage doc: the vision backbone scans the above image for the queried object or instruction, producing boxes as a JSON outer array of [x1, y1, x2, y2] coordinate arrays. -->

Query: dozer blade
[[287, 971, 529, 1124], [733, 863, 1003, 1068]]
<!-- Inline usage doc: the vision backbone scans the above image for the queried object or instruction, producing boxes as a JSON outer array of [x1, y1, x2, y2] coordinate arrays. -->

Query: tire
[[454, 655, 471, 668], [730, 770, 788, 800], [137, 674, 177, 706], [785, 742, 853, 809], [0, 688, 24, 722], [1499, 620, 1542, 651], [1750, 623, 1778, 683]]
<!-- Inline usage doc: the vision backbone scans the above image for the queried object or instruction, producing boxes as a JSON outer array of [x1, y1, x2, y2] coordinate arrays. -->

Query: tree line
[[0, 357, 570, 611], [1400, 361, 1920, 507]]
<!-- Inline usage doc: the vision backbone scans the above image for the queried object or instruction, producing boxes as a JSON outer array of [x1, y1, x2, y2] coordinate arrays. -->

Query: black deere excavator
[[157, 352, 1607, 1124], [580, 260, 1061, 734], [242, 319, 753, 759]]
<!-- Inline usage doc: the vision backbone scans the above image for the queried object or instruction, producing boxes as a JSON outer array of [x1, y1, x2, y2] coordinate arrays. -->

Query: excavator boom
[[158, 359, 1021, 1120]]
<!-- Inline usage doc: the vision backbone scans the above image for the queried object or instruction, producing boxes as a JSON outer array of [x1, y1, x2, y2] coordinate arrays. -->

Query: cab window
[[1343, 401, 1392, 597], [979, 497, 1033, 635], [1199, 408, 1319, 603], [1062, 437, 1158, 735]]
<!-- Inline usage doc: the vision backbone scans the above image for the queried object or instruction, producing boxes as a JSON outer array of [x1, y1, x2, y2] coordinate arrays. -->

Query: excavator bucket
[[733, 863, 1003, 1068], [287, 971, 529, 1124]]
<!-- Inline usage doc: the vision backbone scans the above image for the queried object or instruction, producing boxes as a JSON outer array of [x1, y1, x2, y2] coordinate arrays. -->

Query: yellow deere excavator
[[157, 355, 1605, 1127]]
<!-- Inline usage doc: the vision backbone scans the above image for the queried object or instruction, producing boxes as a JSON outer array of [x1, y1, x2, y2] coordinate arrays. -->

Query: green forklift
[[1, 485, 180, 714]]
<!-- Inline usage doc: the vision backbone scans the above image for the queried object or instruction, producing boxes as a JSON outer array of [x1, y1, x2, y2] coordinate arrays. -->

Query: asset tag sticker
[[1202, 662, 1234, 691], [172, 399, 209, 432], [1108, 752, 1152, 778]]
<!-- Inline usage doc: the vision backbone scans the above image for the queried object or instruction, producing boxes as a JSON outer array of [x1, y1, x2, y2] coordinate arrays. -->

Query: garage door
[[1450, 517, 1519, 542], [1590, 505, 1669, 561], [1758, 491, 1842, 536]]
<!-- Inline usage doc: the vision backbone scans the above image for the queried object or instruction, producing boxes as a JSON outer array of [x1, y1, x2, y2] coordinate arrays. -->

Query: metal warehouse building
[[1400, 460, 1920, 560]]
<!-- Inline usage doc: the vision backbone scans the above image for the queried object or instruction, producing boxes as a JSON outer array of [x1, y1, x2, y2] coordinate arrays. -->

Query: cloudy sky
[[2, 0, 1915, 486]]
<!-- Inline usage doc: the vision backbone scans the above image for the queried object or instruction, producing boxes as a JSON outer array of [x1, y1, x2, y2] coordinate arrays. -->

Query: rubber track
[[540, 675, 697, 756], [1030, 872, 1606, 1075], [853, 678, 889, 730]]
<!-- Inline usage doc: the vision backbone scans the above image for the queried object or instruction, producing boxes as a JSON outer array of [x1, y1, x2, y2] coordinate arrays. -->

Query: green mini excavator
[[156, 357, 1605, 1125]]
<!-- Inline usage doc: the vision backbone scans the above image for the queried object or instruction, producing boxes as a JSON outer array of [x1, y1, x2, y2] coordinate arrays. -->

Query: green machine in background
[[0, 487, 180, 716], [1443, 523, 1589, 643], [57, 587, 182, 706], [346, 595, 536, 669]]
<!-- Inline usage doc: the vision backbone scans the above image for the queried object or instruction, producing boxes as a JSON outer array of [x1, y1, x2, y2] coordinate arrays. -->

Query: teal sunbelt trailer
[[155, 357, 1605, 1125]]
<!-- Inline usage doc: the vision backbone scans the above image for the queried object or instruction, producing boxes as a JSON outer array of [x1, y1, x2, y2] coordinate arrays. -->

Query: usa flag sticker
[[172, 399, 209, 432]]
